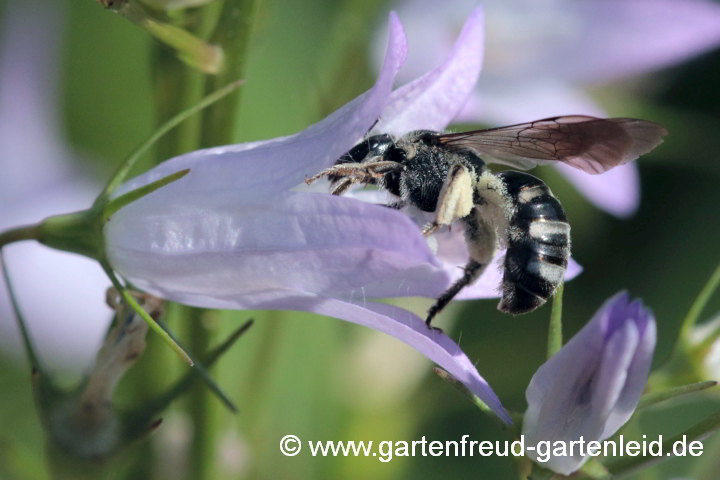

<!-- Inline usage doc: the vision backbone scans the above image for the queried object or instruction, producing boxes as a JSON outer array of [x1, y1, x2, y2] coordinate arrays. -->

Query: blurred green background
[[1, 0, 719, 479]]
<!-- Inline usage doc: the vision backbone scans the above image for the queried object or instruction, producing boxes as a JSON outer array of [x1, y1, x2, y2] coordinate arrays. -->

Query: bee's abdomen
[[495, 171, 570, 314]]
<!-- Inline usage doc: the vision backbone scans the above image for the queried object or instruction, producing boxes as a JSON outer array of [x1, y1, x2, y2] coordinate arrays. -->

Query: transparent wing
[[436, 116, 668, 174]]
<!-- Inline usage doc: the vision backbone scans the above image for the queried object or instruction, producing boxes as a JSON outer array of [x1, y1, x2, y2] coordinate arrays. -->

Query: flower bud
[[522, 292, 656, 475]]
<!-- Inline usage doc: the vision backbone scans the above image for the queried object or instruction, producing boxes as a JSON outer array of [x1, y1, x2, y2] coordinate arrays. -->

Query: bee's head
[[335, 134, 395, 165]]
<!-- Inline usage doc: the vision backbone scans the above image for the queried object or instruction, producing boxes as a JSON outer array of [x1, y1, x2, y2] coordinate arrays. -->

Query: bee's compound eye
[[368, 137, 383, 149], [386, 146, 407, 162]]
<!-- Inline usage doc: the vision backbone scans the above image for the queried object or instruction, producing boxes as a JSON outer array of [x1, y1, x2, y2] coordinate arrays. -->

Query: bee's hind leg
[[425, 260, 487, 329], [425, 211, 496, 329]]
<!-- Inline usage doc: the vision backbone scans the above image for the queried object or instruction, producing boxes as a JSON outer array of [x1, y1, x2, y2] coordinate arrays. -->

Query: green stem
[[200, 0, 258, 146], [185, 307, 214, 480], [547, 283, 564, 359], [183, 3, 258, 479], [0, 224, 42, 249]]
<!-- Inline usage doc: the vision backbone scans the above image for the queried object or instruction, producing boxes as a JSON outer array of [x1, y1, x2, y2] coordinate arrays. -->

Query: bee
[[306, 116, 667, 329]]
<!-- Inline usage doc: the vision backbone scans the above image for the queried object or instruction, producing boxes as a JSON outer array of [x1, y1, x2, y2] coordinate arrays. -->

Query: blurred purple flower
[[106, 8, 520, 423], [376, 0, 720, 217], [522, 292, 656, 474], [0, 0, 111, 368]]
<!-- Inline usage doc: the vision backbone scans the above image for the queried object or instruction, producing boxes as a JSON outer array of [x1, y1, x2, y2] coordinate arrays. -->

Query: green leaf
[[637, 380, 717, 409]]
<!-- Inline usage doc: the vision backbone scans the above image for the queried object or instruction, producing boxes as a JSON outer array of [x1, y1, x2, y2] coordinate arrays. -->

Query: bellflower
[[103, 7, 524, 423], [0, 0, 111, 367], [522, 292, 656, 475], [376, 0, 720, 217]]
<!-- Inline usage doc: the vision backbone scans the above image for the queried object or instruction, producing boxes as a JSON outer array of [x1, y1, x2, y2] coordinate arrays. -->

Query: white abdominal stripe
[[494, 171, 570, 314]]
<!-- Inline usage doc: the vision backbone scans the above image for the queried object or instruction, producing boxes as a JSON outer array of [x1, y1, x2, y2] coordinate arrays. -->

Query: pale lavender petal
[[454, 256, 582, 300], [457, 84, 641, 218], [106, 191, 439, 302], [523, 306, 606, 473], [523, 292, 656, 475], [0, 1, 112, 368], [354, 300, 509, 424], [554, 162, 641, 218], [421, 0, 720, 85], [455, 80, 607, 126], [371, 6, 484, 136], [550, 0, 720, 84], [0, 0, 69, 202], [108, 279, 510, 423], [590, 321, 639, 427], [373, 0, 472, 86], [601, 310, 656, 439], [347, 220, 582, 300], [114, 13, 408, 201]]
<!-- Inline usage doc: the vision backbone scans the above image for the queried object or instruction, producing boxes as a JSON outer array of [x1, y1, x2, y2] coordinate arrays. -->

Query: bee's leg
[[423, 164, 474, 237], [426, 260, 487, 329], [330, 177, 358, 196], [425, 211, 496, 328], [305, 161, 404, 186], [383, 200, 406, 210]]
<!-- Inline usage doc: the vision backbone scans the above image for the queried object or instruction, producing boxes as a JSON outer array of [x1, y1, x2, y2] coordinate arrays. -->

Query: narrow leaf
[[607, 408, 720, 478], [144, 320, 254, 415], [680, 261, 720, 338], [103, 169, 190, 220], [98, 79, 244, 201], [0, 251, 40, 370], [154, 321, 242, 412], [638, 381, 717, 409], [101, 1, 223, 73], [101, 262, 193, 366]]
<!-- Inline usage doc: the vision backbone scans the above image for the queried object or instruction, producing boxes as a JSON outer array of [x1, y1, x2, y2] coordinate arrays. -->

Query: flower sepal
[[36, 208, 105, 261], [527, 453, 611, 479], [0, 167, 192, 266], [646, 261, 720, 391]]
